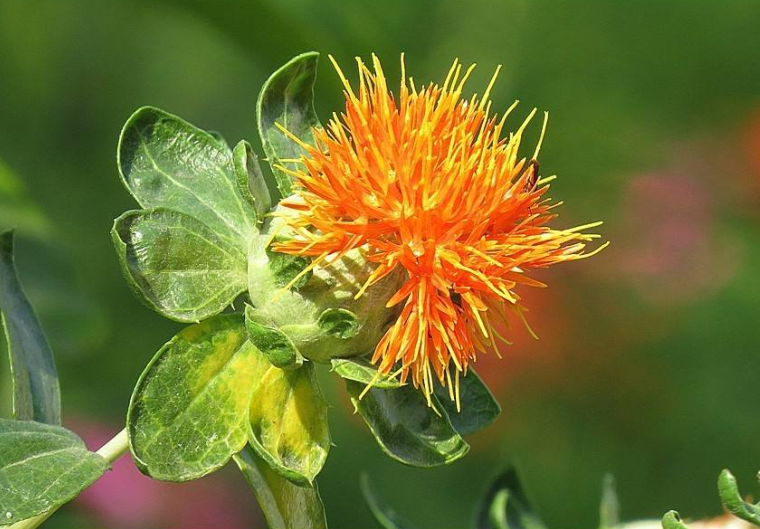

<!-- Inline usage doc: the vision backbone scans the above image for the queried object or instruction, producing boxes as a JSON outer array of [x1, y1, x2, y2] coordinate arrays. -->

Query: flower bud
[[246, 207, 405, 363]]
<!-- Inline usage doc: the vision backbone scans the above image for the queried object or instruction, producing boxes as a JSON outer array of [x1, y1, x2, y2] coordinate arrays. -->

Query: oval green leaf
[[233, 140, 272, 221], [112, 208, 247, 323], [249, 362, 330, 485], [257, 52, 321, 197], [128, 314, 268, 482], [346, 381, 469, 467], [234, 445, 328, 529], [118, 106, 256, 246], [331, 358, 403, 389], [0, 419, 107, 524], [434, 369, 500, 437], [0, 230, 60, 425]]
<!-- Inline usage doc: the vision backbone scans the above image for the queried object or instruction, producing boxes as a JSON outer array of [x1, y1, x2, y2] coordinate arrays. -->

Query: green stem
[[9, 428, 130, 529]]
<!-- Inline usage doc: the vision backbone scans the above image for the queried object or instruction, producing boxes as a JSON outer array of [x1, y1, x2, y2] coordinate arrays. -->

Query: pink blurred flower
[[71, 420, 259, 529], [614, 170, 742, 306]]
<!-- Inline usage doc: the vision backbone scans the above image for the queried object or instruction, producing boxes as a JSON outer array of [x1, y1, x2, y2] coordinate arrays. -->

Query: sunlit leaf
[[249, 362, 330, 485], [0, 419, 107, 525], [128, 315, 267, 482], [433, 369, 500, 437], [257, 52, 321, 197], [346, 381, 469, 467], [112, 208, 247, 323], [0, 230, 60, 425], [118, 106, 256, 247], [234, 444, 328, 529]]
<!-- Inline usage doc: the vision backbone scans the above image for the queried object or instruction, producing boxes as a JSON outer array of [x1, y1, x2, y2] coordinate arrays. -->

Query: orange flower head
[[273, 54, 606, 405]]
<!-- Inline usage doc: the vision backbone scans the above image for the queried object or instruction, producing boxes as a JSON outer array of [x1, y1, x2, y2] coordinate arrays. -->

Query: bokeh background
[[2, 0, 760, 527]]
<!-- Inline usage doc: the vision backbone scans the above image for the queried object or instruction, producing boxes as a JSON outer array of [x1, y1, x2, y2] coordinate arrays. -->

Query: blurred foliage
[[1, 0, 759, 528]]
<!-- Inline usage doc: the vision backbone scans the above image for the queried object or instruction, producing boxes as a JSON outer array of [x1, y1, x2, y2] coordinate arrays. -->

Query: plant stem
[[95, 428, 130, 464], [9, 428, 130, 529]]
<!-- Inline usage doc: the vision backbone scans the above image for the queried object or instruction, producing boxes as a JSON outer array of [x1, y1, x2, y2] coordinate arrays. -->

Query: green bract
[[108, 51, 503, 529], [246, 216, 404, 363]]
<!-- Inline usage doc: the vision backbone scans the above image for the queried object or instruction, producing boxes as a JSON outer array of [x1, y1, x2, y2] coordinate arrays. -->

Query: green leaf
[[233, 140, 272, 222], [474, 468, 547, 529], [345, 381, 469, 467], [207, 130, 230, 149], [718, 469, 760, 526], [662, 511, 690, 529], [257, 52, 321, 197], [245, 304, 303, 369], [0, 419, 107, 524], [434, 369, 500, 437], [361, 473, 418, 529], [266, 238, 312, 290], [234, 445, 328, 529], [318, 308, 359, 339], [127, 314, 268, 482], [112, 208, 247, 323], [331, 358, 403, 389], [248, 362, 330, 485], [599, 474, 619, 529], [118, 106, 256, 246], [0, 231, 60, 425]]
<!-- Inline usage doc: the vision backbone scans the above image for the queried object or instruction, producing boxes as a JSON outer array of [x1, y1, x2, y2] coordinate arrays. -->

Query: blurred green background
[[2, 0, 760, 527]]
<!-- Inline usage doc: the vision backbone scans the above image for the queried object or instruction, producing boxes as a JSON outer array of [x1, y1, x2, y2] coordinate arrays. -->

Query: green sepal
[[127, 314, 268, 482], [266, 237, 312, 291], [318, 308, 359, 339], [0, 230, 60, 425], [473, 467, 547, 529], [111, 208, 248, 323], [718, 469, 760, 526], [257, 52, 321, 197], [248, 229, 405, 363], [234, 444, 328, 529], [331, 358, 403, 389], [245, 304, 303, 370], [248, 362, 330, 485], [434, 369, 500, 437], [233, 140, 272, 222], [0, 419, 108, 525], [662, 512, 690, 529], [361, 473, 419, 529], [118, 106, 256, 247], [346, 381, 469, 467]]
